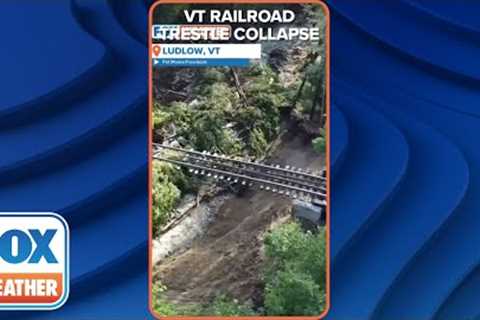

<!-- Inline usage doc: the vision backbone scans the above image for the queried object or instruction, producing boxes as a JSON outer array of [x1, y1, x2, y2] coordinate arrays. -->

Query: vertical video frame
[[149, 2, 329, 317]]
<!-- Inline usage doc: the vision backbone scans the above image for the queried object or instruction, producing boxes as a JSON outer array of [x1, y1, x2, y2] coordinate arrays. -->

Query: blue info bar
[[153, 58, 250, 67]]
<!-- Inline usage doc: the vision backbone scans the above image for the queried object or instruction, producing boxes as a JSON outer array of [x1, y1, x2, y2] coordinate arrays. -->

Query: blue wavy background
[[1, 1, 478, 319]]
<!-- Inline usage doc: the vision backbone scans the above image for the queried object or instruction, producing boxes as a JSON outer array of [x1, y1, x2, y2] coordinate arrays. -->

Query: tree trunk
[[230, 67, 248, 106], [310, 82, 321, 122], [292, 75, 307, 109]]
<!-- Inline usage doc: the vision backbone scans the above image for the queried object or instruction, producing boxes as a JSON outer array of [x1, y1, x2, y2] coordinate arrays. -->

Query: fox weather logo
[[0, 212, 69, 310]]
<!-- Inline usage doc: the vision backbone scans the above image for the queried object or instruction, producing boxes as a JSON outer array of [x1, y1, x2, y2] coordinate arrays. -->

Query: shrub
[[152, 107, 171, 130], [201, 295, 256, 316], [188, 109, 242, 154], [152, 160, 186, 236], [198, 82, 238, 114], [167, 101, 193, 135], [264, 268, 324, 316], [152, 282, 177, 316], [250, 128, 269, 158], [153, 292, 256, 317], [312, 128, 326, 154], [312, 136, 325, 154], [153, 101, 194, 139], [263, 222, 326, 316]]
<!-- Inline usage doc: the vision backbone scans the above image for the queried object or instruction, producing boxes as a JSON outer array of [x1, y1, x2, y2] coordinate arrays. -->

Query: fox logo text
[[0, 213, 69, 310]]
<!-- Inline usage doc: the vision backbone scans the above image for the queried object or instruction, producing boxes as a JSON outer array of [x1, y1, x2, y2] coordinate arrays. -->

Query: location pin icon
[[152, 45, 161, 57]]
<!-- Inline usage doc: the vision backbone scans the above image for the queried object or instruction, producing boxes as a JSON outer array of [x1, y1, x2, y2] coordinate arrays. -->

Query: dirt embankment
[[154, 134, 323, 307]]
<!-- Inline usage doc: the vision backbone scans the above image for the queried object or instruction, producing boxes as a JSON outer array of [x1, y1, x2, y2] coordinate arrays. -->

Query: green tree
[[264, 269, 324, 316], [152, 160, 188, 236], [263, 222, 326, 316]]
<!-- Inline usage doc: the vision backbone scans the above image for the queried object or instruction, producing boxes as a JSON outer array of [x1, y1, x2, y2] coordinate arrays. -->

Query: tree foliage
[[264, 269, 324, 316], [153, 64, 290, 158], [312, 136, 325, 154], [295, 57, 324, 118], [152, 49, 327, 316], [250, 128, 269, 158], [263, 222, 326, 316], [153, 289, 256, 317], [199, 295, 256, 316], [152, 160, 189, 236], [312, 128, 326, 154]]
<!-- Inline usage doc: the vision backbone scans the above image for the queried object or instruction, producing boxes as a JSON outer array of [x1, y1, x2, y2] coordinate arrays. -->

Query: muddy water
[[154, 133, 323, 306]]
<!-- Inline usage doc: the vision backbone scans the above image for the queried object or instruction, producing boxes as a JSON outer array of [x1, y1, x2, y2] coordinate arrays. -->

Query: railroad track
[[153, 143, 327, 204]]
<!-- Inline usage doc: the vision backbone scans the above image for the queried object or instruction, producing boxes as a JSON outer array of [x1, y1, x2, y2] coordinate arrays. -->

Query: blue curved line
[[327, 2, 480, 85]]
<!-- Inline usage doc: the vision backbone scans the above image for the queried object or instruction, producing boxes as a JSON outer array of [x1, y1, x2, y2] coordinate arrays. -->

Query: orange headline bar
[[0, 273, 63, 304]]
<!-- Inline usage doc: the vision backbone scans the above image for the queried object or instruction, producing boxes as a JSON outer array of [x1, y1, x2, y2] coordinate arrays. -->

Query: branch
[[230, 67, 249, 106]]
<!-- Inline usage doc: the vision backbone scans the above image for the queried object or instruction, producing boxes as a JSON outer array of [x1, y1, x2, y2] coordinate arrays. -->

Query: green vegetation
[[154, 65, 289, 158], [313, 137, 325, 153], [152, 62, 327, 315], [152, 282, 176, 316], [153, 222, 326, 316], [197, 295, 256, 316], [313, 128, 326, 154], [152, 290, 256, 316], [152, 5, 327, 313], [293, 57, 326, 125], [152, 160, 192, 237], [152, 64, 292, 234], [263, 222, 326, 316]]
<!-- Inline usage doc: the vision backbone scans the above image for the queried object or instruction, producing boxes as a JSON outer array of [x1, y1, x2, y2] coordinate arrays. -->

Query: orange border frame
[[148, 1, 331, 319]]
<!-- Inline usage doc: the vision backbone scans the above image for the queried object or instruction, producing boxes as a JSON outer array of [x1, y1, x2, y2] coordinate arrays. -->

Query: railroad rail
[[153, 143, 327, 204]]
